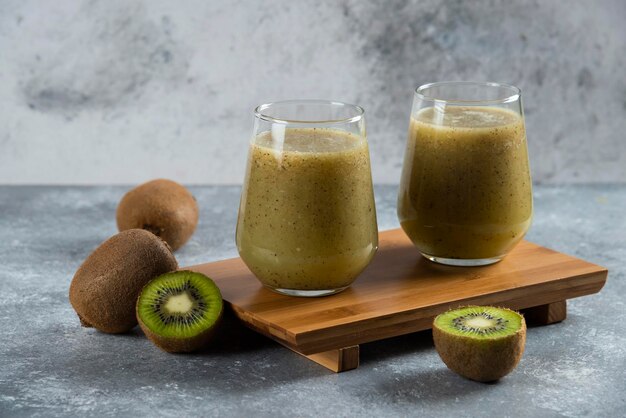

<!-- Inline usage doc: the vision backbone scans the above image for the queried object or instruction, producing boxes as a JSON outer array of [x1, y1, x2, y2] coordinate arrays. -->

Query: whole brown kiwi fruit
[[69, 229, 178, 334], [116, 179, 199, 251]]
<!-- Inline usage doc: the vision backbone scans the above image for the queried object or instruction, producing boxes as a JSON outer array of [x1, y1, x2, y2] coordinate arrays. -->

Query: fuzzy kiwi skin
[[116, 179, 199, 251], [432, 307, 526, 382], [69, 229, 178, 334], [137, 292, 223, 353]]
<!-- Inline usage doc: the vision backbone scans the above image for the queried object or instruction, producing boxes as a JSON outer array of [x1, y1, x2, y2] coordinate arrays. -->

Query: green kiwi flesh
[[69, 229, 178, 334], [116, 179, 199, 251], [432, 306, 526, 382], [137, 270, 223, 353]]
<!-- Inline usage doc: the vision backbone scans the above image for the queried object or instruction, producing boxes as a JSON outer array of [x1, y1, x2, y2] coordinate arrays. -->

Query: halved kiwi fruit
[[116, 179, 199, 251], [432, 306, 526, 382], [137, 270, 223, 353]]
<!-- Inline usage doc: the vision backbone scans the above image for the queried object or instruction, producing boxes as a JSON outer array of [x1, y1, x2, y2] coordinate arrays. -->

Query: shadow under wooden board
[[186, 228, 608, 373]]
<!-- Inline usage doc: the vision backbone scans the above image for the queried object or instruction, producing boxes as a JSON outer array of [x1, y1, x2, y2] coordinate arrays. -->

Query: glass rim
[[254, 99, 365, 125], [415, 81, 521, 105]]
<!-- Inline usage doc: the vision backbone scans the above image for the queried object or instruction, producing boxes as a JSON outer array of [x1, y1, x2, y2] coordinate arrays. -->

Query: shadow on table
[[360, 328, 435, 366], [102, 309, 275, 354], [60, 311, 500, 396], [200, 311, 277, 355], [55, 315, 328, 394], [361, 329, 505, 401]]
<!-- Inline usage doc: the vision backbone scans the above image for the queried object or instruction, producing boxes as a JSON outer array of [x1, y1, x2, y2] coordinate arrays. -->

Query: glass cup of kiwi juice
[[397, 82, 533, 266], [236, 100, 378, 297]]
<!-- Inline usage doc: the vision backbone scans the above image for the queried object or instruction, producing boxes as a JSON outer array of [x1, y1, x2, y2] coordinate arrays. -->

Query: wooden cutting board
[[187, 228, 607, 372]]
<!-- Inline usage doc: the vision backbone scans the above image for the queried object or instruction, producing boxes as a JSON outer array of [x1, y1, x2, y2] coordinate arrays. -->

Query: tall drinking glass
[[236, 100, 378, 296], [398, 82, 532, 266]]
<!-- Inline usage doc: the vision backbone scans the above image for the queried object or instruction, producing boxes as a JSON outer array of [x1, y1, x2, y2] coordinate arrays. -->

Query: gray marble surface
[[1, 0, 625, 185], [1, 185, 625, 417]]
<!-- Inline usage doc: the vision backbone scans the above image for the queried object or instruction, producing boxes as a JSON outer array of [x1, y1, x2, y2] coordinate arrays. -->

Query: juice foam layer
[[415, 106, 521, 129], [254, 128, 364, 153]]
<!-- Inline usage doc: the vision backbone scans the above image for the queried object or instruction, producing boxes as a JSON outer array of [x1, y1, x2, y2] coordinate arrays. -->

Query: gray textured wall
[[1, 0, 624, 185]]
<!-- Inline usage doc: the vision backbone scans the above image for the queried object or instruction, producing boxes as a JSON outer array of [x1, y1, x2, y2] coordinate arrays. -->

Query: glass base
[[267, 286, 349, 297], [422, 253, 504, 266]]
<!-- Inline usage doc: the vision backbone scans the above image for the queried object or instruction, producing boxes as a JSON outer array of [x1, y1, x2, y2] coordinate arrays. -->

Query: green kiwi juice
[[236, 128, 378, 291], [398, 106, 532, 260]]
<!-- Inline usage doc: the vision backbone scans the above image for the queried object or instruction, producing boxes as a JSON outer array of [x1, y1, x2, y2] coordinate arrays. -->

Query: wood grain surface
[[187, 229, 607, 359]]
